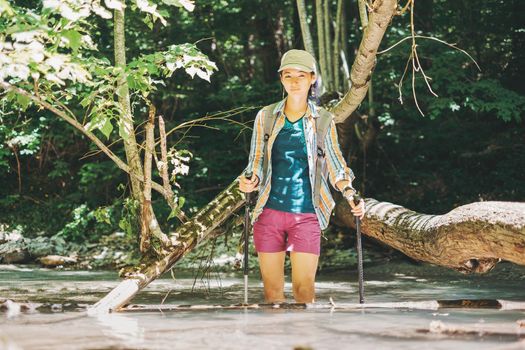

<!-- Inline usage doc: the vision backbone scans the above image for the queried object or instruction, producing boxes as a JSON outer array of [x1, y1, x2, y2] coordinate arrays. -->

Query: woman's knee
[[292, 280, 315, 300], [264, 285, 285, 302]]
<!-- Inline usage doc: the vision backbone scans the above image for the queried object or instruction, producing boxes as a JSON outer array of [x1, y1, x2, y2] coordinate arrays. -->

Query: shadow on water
[[1, 261, 524, 349]]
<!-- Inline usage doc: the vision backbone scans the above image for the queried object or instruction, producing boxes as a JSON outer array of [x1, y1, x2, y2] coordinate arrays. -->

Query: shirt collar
[[273, 97, 320, 119]]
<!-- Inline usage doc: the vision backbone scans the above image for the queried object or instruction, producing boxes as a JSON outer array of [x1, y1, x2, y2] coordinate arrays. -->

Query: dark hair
[[308, 72, 322, 105]]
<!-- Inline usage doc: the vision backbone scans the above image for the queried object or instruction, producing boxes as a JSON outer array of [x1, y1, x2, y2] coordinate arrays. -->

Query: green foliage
[[56, 204, 98, 242], [126, 42, 218, 98], [1, 0, 217, 143], [420, 52, 525, 122], [0, 108, 47, 172], [118, 197, 140, 238]]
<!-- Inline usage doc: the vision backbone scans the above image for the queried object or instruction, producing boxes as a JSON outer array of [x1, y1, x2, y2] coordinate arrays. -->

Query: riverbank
[[1, 262, 524, 350], [0, 222, 396, 273]]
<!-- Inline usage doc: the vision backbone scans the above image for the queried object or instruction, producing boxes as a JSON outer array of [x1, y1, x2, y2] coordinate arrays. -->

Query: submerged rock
[[39, 255, 78, 267], [0, 299, 39, 318]]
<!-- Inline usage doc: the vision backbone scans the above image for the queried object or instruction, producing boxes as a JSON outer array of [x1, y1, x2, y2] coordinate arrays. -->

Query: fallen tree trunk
[[118, 299, 525, 313], [88, 180, 245, 314], [334, 198, 525, 273]]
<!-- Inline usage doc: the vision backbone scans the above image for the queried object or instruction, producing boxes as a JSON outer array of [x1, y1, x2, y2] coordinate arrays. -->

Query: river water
[[1, 261, 524, 349]]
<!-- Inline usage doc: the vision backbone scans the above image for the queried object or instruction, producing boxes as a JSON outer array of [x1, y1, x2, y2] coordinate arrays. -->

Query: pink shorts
[[253, 208, 321, 256]]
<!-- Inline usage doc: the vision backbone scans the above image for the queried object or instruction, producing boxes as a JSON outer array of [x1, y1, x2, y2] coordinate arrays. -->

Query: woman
[[239, 49, 365, 303]]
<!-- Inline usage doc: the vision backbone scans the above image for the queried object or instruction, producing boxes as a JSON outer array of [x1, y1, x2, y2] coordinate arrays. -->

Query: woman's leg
[[253, 208, 287, 303], [258, 252, 286, 303], [290, 252, 319, 303]]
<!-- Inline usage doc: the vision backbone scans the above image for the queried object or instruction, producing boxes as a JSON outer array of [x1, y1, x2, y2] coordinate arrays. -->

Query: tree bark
[[315, 0, 328, 90], [332, 0, 398, 123], [323, 0, 333, 91], [340, 1, 350, 90], [296, 0, 315, 56], [358, 0, 369, 28], [334, 198, 525, 273], [357, 0, 378, 195], [114, 5, 144, 201], [333, 0, 344, 91]]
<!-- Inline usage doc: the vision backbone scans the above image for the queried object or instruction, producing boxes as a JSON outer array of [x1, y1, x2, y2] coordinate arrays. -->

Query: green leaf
[[178, 196, 185, 208], [143, 15, 153, 30], [16, 93, 31, 111], [119, 218, 132, 236], [79, 95, 91, 108], [94, 207, 111, 225], [101, 118, 113, 139], [161, 0, 181, 6], [62, 30, 82, 52], [167, 206, 180, 221], [167, 196, 185, 221]]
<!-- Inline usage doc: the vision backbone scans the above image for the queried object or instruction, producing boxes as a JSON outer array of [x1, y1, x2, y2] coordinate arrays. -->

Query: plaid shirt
[[244, 98, 355, 230]]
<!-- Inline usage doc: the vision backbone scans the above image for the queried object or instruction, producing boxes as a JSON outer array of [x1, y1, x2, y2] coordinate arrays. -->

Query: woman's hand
[[348, 198, 366, 220], [342, 185, 366, 220], [239, 174, 260, 193]]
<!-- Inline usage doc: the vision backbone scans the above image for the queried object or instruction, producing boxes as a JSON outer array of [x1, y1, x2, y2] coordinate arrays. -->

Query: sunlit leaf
[[16, 93, 31, 111], [100, 118, 113, 139], [62, 30, 82, 52]]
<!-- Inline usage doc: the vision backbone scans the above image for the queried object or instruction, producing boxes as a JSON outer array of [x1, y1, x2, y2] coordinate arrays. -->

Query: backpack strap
[[261, 102, 280, 185], [313, 107, 333, 209]]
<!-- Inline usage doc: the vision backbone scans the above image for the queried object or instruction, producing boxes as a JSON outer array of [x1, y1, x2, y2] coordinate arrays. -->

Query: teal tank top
[[265, 116, 315, 213]]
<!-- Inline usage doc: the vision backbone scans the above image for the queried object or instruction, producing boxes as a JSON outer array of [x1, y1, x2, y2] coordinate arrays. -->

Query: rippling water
[[1, 262, 524, 349]]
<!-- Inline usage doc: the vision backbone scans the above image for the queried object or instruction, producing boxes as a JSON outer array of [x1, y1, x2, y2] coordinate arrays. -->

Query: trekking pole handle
[[244, 172, 253, 201], [343, 187, 362, 208], [351, 192, 362, 207]]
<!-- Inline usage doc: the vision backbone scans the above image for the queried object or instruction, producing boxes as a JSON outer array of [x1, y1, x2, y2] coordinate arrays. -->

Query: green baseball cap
[[278, 49, 316, 73]]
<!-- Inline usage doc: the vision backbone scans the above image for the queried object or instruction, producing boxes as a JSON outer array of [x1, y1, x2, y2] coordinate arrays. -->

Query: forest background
[[1, 0, 524, 272]]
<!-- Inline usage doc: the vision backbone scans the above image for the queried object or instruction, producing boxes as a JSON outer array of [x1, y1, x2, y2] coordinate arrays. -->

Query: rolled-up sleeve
[[243, 108, 265, 182], [324, 119, 355, 189]]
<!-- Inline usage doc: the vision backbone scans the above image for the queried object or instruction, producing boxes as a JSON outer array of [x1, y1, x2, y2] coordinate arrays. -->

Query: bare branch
[[159, 115, 188, 223], [140, 103, 156, 252], [377, 35, 481, 71]]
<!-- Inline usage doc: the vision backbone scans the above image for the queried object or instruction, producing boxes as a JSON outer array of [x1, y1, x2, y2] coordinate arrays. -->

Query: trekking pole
[[243, 172, 253, 305], [352, 193, 365, 304]]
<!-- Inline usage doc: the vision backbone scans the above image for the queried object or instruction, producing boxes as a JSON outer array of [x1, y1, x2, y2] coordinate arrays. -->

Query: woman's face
[[280, 68, 316, 99]]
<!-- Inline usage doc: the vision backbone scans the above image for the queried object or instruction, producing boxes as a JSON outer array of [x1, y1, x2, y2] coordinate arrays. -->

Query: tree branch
[[158, 115, 188, 222], [331, 0, 398, 123], [0, 82, 168, 197]]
